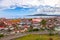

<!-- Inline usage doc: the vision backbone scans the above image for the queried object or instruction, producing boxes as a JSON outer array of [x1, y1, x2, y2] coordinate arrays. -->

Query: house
[[32, 18, 42, 23], [0, 21, 6, 30], [0, 26, 5, 30]]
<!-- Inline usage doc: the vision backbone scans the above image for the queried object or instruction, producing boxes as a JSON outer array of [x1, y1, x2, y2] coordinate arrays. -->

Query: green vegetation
[[40, 19, 47, 29], [14, 34, 60, 40], [40, 19, 46, 25], [28, 28, 39, 32], [0, 34, 4, 38], [32, 28, 39, 31]]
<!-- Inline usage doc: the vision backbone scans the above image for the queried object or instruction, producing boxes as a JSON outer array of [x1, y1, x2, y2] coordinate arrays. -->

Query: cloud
[[35, 5, 60, 15], [0, 0, 60, 15], [0, 0, 41, 10], [0, 0, 60, 10], [44, 0, 60, 6]]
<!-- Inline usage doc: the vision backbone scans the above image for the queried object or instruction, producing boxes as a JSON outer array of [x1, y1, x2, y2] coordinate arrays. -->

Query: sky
[[0, 0, 60, 18]]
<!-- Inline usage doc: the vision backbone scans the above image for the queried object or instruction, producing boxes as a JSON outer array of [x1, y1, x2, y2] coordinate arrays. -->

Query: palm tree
[[40, 19, 47, 30], [12, 24, 18, 32], [28, 18, 33, 32]]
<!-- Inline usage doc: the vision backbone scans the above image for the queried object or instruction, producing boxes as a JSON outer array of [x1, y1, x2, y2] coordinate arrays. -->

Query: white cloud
[[0, 0, 60, 10], [44, 0, 60, 6], [36, 6, 60, 15]]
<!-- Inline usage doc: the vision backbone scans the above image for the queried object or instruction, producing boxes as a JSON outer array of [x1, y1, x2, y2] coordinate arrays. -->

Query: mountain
[[28, 5, 60, 16], [28, 14, 60, 16]]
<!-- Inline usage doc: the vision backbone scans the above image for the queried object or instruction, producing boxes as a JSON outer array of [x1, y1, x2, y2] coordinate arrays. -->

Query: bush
[[28, 30, 33, 32], [28, 29, 39, 32], [49, 32, 54, 36], [0, 34, 4, 38], [32, 29, 39, 31], [40, 28, 45, 31], [49, 38, 53, 40]]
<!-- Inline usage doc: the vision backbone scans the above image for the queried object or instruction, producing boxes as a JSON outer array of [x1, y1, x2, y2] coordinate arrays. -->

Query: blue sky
[[3, 7, 36, 17], [0, 6, 37, 18], [0, 0, 60, 18]]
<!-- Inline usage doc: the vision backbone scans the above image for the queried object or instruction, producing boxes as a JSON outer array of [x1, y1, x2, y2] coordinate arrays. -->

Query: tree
[[0, 22, 6, 27], [40, 19, 46, 25], [0, 34, 4, 38], [30, 24, 33, 29], [12, 24, 18, 31], [40, 19, 47, 29]]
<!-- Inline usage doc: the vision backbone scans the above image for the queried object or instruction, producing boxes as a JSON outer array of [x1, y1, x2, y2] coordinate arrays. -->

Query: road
[[0, 31, 58, 40]]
